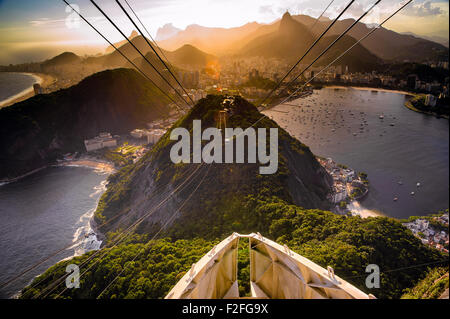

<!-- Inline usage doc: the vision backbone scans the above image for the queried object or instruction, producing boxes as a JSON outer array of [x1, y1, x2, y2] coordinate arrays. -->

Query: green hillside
[[0, 68, 171, 181], [402, 267, 449, 299]]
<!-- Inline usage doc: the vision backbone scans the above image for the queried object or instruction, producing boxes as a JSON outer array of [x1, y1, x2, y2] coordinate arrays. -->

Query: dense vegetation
[[21, 95, 448, 299], [408, 94, 449, 117], [21, 237, 216, 299], [385, 63, 449, 84], [241, 75, 276, 89], [22, 198, 446, 299], [402, 267, 449, 299]]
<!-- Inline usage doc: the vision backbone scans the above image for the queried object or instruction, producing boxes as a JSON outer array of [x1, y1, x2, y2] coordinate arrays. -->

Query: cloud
[[404, 1, 444, 17], [29, 18, 65, 27], [259, 5, 275, 15], [29, 16, 105, 28]]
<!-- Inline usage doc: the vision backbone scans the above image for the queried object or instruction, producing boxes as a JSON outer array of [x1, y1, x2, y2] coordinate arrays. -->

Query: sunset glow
[[0, 0, 448, 64]]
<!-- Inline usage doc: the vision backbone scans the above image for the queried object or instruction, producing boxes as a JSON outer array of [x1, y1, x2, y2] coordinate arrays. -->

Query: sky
[[0, 0, 448, 64]]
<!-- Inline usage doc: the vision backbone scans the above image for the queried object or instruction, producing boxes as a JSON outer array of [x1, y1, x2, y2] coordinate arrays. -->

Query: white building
[[84, 132, 117, 152], [130, 128, 166, 144], [333, 190, 347, 203], [425, 94, 437, 107], [130, 129, 146, 139], [33, 83, 43, 95], [146, 129, 166, 144]]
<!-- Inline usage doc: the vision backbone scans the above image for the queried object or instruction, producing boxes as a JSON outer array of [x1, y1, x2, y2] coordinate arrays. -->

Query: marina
[[264, 87, 449, 219]]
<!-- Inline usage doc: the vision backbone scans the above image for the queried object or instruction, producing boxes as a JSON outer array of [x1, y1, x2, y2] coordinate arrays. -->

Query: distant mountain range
[[41, 51, 82, 69], [239, 12, 381, 71], [155, 12, 448, 64], [401, 32, 449, 48], [105, 30, 139, 54], [156, 23, 182, 41], [164, 44, 217, 68], [91, 34, 218, 72], [293, 15, 448, 63], [2, 11, 447, 75], [158, 22, 263, 55]]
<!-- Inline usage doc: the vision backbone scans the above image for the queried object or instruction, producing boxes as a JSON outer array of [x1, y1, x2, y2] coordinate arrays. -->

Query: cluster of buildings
[[403, 212, 449, 253], [241, 87, 270, 98], [33, 83, 43, 95], [182, 89, 207, 103], [317, 157, 368, 204], [177, 70, 200, 88], [129, 117, 180, 144], [130, 128, 166, 144], [425, 94, 438, 107], [84, 116, 178, 153], [213, 57, 448, 106], [301, 66, 449, 104], [218, 57, 290, 88], [84, 132, 118, 152]]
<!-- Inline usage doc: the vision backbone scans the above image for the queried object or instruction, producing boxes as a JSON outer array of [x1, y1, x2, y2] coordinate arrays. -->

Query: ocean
[[0, 72, 39, 106], [0, 166, 107, 298], [264, 87, 449, 219]]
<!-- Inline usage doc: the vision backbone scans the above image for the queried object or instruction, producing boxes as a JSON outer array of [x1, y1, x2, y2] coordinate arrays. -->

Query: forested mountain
[[0, 68, 171, 181]]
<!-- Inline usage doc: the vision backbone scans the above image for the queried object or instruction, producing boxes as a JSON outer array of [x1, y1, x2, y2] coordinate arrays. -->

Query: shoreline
[[325, 85, 414, 96], [404, 99, 449, 120], [0, 166, 48, 185], [348, 201, 383, 218], [268, 85, 413, 112], [0, 157, 115, 185], [0, 72, 55, 109], [9, 158, 114, 298], [326, 85, 449, 119], [57, 158, 116, 174]]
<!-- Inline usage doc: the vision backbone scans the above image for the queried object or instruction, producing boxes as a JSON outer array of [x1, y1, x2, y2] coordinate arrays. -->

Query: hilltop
[[240, 12, 381, 71], [0, 68, 171, 182], [94, 94, 334, 238], [164, 44, 218, 69], [298, 16, 449, 63], [41, 52, 82, 69], [158, 22, 263, 55]]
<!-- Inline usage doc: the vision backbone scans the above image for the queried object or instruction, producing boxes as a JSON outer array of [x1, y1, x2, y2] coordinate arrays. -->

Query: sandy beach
[[0, 73, 55, 109], [58, 159, 115, 174], [348, 201, 383, 218]]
